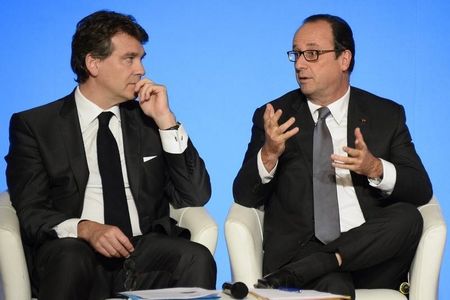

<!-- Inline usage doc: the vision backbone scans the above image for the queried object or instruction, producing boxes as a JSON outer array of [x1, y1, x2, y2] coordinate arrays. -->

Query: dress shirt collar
[[74, 86, 121, 132], [307, 86, 350, 125]]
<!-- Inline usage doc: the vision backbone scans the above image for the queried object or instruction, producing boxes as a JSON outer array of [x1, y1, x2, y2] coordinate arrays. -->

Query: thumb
[[354, 127, 366, 149]]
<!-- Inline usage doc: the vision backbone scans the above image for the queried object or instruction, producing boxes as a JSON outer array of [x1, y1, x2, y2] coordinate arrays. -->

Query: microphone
[[222, 281, 249, 299]]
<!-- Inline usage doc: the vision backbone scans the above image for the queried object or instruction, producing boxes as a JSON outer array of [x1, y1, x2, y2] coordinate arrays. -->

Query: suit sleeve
[[6, 113, 68, 245], [386, 105, 433, 205], [233, 106, 275, 208], [163, 137, 212, 208]]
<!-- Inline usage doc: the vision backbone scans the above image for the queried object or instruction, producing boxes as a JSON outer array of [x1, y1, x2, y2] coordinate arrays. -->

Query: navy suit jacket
[[233, 86, 432, 274], [6, 91, 211, 260]]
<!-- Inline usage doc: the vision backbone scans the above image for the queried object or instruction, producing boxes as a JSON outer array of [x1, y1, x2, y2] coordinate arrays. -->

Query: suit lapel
[[347, 87, 370, 193], [291, 93, 315, 176], [120, 105, 141, 202], [59, 94, 89, 201], [347, 87, 370, 148]]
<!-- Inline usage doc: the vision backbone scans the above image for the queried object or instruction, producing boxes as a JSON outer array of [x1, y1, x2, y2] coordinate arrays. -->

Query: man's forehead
[[293, 21, 334, 47], [111, 34, 145, 53]]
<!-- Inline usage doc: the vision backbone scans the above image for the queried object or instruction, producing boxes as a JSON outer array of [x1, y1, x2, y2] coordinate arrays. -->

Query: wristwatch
[[164, 122, 180, 130], [368, 176, 382, 185]]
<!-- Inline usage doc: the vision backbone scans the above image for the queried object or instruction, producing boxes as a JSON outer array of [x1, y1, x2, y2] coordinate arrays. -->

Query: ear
[[340, 50, 352, 72], [85, 53, 100, 77]]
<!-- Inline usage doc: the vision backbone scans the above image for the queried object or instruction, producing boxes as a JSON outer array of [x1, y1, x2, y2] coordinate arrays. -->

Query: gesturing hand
[[135, 78, 177, 129], [331, 127, 383, 178], [261, 103, 299, 172], [78, 220, 134, 258]]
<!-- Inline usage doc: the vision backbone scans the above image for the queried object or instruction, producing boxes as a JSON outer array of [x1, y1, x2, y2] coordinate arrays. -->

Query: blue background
[[0, 1, 448, 298]]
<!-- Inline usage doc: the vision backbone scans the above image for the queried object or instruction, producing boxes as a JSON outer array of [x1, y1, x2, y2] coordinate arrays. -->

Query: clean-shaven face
[[96, 32, 146, 104], [293, 20, 350, 105]]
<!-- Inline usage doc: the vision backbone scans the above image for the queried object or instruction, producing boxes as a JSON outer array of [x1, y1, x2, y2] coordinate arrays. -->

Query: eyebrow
[[122, 51, 146, 59], [293, 42, 320, 50]]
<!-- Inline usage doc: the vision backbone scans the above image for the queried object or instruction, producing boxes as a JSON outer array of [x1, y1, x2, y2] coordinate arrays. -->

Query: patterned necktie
[[313, 107, 340, 244], [97, 112, 132, 237]]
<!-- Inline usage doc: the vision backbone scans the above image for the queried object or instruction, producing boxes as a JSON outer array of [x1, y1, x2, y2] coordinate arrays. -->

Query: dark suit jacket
[[6, 91, 211, 262], [233, 86, 432, 274]]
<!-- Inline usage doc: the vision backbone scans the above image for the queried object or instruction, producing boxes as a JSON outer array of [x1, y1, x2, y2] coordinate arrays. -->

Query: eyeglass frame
[[286, 49, 345, 62]]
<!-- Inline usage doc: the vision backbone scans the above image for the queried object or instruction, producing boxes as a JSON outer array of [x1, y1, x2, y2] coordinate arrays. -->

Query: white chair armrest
[[224, 203, 264, 287], [356, 289, 406, 300], [409, 196, 447, 300], [170, 206, 218, 255], [0, 191, 32, 300]]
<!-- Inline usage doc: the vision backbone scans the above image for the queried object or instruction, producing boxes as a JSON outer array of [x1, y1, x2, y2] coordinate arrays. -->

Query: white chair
[[0, 191, 218, 300], [225, 196, 446, 300]]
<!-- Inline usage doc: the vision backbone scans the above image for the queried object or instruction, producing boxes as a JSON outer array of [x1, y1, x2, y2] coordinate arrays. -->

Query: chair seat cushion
[[356, 289, 406, 300]]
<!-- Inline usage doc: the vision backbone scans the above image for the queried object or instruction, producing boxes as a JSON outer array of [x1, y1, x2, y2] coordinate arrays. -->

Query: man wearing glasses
[[233, 14, 431, 299]]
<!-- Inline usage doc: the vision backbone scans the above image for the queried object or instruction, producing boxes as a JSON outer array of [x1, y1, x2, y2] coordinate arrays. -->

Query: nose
[[135, 60, 145, 76], [295, 54, 308, 71]]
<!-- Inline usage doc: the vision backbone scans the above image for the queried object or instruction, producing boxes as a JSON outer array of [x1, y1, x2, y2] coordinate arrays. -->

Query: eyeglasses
[[287, 49, 343, 62]]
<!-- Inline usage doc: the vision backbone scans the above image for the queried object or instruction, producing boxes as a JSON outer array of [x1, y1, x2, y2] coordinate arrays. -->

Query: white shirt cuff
[[53, 218, 81, 238], [257, 148, 278, 184], [368, 158, 396, 195], [159, 123, 189, 154]]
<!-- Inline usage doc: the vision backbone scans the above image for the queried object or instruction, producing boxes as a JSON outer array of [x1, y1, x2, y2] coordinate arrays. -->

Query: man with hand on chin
[[6, 10, 216, 300]]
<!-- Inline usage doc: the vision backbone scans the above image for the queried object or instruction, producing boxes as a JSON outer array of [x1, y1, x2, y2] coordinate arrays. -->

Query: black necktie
[[313, 107, 340, 244], [97, 112, 132, 237]]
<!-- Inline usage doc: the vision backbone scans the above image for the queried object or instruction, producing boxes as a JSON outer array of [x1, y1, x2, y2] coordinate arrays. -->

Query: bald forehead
[[293, 20, 334, 49]]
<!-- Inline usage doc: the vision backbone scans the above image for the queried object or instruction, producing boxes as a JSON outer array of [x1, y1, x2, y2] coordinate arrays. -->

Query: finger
[[145, 84, 166, 102], [278, 117, 296, 133], [105, 229, 134, 258], [267, 103, 274, 114], [272, 109, 283, 124], [354, 127, 363, 139], [111, 242, 131, 258], [117, 234, 135, 255], [332, 160, 355, 171], [354, 127, 367, 150], [332, 155, 358, 169], [100, 238, 122, 258], [280, 126, 300, 141], [264, 105, 281, 130], [136, 80, 161, 100], [343, 146, 359, 158], [134, 78, 149, 93], [331, 154, 352, 164], [135, 84, 148, 100], [96, 245, 113, 258], [263, 105, 272, 127], [139, 85, 157, 102], [137, 82, 153, 100], [89, 226, 123, 257], [140, 87, 153, 102], [135, 77, 153, 88]]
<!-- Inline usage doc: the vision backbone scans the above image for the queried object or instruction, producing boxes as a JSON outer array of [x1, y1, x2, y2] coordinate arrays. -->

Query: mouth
[[296, 72, 310, 81], [297, 76, 311, 83]]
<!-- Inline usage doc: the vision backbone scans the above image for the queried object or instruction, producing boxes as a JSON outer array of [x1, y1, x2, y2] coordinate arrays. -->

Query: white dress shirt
[[257, 87, 397, 232], [54, 87, 188, 237]]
